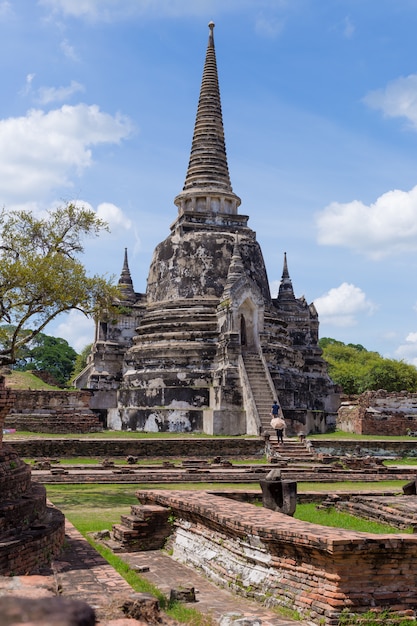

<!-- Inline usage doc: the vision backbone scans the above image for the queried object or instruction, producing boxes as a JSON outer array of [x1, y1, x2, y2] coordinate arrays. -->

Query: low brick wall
[[137, 489, 417, 625], [0, 506, 65, 575], [309, 439, 417, 457], [338, 391, 417, 435], [6, 390, 102, 434], [6, 437, 265, 459]]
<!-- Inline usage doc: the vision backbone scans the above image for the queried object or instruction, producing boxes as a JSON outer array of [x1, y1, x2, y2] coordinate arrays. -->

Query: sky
[[2, 1, 417, 365]]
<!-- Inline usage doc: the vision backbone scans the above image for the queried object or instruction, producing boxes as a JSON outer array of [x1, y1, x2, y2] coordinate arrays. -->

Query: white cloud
[[70, 199, 132, 235], [0, 104, 133, 203], [314, 283, 375, 327], [395, 332, 417, 367], [0, 1, 12, 19], [97, 202, 132, 233], [60, 39, 79, 61], [255, 15, 284, 38], [51, 309, 95, 352], [39, 0, 280, 20], [20, 73, 36, 97], [316, 185, 417, 259], [36, 80, 85, 104], [342, 16, 355, 39], [364, 74, 417, 130]]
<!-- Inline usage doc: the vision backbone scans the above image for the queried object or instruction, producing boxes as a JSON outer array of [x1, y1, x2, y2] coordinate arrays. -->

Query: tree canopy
[[13, 332, 77, 386], [319, 337, 417, 394], [0, 203, 119, 366]]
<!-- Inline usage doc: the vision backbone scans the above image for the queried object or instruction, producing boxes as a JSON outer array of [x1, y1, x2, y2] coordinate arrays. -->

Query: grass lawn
[[294, 502, 413, 533], [46, 482, 408, 534]]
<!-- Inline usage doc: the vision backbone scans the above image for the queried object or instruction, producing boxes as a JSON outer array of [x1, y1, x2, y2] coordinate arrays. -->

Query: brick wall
[[338, 390, 417, 436], [137, 489, 417, 625], [6, 437, 265, 459], [6, 389, 102, 434]]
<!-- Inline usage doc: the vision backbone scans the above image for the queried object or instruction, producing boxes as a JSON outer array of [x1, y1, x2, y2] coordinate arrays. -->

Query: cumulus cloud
[[0, 104, 133, 203], [36, 80, 85, 104], [97, 202, 132, 232], [364, 74, 417, 130], [395, 332, 417, 367], [51, 310, 95, 352], [316, 185, 417, 259], [314, 283, 375, 327]]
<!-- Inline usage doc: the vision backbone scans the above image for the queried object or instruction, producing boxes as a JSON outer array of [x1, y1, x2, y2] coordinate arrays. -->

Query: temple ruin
[[76, 22, 339, 436]]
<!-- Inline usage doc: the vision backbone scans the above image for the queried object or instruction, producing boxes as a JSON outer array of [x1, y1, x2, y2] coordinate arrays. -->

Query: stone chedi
[[78, 23, 339, 436]]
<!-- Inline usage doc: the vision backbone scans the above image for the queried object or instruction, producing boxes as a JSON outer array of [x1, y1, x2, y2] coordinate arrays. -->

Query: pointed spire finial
[[118, 248, 136, 302], [277, 252, 295, 301], [174, 22, 241, 217], [282, 252, 290, 279]]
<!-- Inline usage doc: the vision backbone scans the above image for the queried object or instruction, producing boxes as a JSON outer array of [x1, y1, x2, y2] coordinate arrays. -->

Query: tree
[[0, 203, 119, 367], [319, 337, 417, 394], [13, 332, 77, 386], [71, 343, 92, 382]]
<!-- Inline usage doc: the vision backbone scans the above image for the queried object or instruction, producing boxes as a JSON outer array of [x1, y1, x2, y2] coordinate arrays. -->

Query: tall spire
[[174, 22, 241, 217], [277, 252, 295, 301], [118, 248, 136, 302]]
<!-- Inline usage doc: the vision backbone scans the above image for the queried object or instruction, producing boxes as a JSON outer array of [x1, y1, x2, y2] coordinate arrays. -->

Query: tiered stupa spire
[[174, 22, 241, 216], [117, 248, 136, 302], [277, 252, 295, 301]]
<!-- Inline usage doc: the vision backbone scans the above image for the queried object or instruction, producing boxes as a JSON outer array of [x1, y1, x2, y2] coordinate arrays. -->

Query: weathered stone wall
[[6, 389, 103, 433], [310, 438, 417, 457], [6, 436, 417, 459], [137, 489, 417, 625], [337, 390, 417, 436], [6, 437, 265, 459]]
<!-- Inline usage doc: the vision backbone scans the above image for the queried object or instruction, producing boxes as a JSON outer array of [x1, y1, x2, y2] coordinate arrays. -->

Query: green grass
[[46, 484, 215, 625], [294, 502, 412, 533], [3, 370, 61, 390], [338, 607, 415, 625]]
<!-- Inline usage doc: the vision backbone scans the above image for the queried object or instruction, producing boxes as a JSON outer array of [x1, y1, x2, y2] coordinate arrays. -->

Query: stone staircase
[[335, 495, 417, 530], [242, 351, 275, 434], [268, 438, 316, 462]]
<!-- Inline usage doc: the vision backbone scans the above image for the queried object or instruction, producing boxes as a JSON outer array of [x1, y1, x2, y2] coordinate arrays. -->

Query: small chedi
[[0, 375, 65, 574], [75, 22, 339, 437]]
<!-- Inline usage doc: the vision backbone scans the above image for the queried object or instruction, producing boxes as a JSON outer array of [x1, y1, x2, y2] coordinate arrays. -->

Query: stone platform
[[0, 517, 312, 626]]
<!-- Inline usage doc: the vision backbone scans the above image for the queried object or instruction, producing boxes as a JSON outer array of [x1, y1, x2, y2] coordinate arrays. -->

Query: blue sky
[[2, 1, 417, 365]]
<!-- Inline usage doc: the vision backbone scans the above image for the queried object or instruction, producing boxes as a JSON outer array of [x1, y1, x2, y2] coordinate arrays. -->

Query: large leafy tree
[[14, 332, 77, 386], [0, 203, 119, 367], [71, 342, 93, 382], [320, 338, 417, 394]]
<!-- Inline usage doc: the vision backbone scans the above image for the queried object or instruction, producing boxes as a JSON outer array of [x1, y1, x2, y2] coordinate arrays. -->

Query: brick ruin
[[338, 390, 417, 436], [5, 388, 102, 434], [126, 489, 417, 626], [75, 22, 339, 438], [0, 376, 65, 575]]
